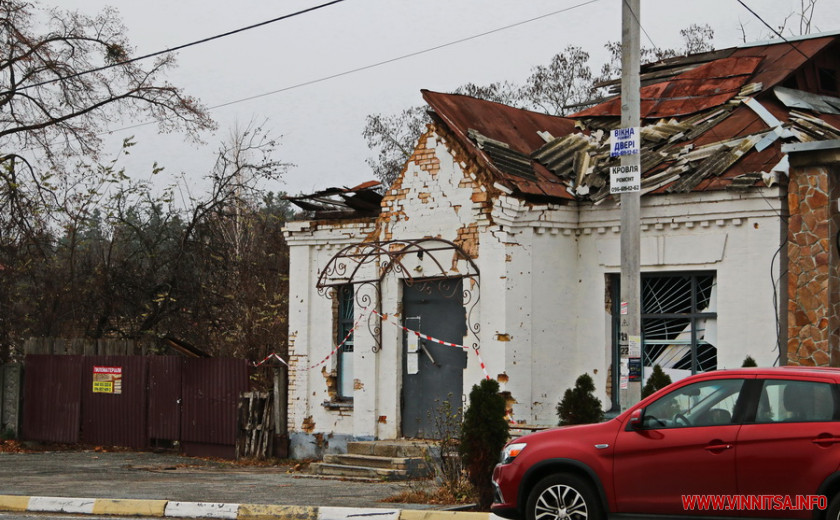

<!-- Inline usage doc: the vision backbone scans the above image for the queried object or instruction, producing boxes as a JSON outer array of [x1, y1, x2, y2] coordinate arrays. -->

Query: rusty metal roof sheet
[[574, 56, 764, 118], [422, 89, 578, 201], [422, 90, 577, 155]]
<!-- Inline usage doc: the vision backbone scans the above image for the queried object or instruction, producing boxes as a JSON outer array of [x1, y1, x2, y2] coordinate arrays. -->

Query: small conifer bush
[[742, 355, 758, 367], [459, 378, 509, 510], [642, 364, 673, 398], [556, 373, 604, 426]]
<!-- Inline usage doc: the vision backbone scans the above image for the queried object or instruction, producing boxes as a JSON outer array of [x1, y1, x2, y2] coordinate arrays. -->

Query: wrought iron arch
[[316, 238, 480, 352]]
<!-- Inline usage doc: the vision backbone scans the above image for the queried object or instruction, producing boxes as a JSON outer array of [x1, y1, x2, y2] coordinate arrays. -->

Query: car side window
[[641, 378, 745, 429], [753, 379, 836, 423]]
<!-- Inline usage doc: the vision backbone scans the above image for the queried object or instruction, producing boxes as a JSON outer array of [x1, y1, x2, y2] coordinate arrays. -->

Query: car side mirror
[[627, 409, 644, 431]]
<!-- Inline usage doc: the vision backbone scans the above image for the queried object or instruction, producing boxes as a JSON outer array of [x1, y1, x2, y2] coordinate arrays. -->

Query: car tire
[[827, 493, 840, 520], [525, 473, 604, 520]]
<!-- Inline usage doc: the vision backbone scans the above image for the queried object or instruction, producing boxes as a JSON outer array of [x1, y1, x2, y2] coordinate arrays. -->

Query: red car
[[492, 367, 840, 520]]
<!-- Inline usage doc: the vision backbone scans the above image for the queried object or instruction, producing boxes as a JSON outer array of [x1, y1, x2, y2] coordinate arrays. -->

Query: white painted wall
[[285, 220, 380, 452], [284, 127, 787, 449]]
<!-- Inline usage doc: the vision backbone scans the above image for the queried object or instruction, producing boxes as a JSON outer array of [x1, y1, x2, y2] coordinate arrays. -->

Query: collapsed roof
[[285, 181, 384, 219], [422, 32, 840, 204]]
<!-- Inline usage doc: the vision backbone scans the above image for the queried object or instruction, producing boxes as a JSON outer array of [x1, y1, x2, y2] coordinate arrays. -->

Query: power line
[[735, 0, 810, 59], [110, 0, 605, 134], [5, 0, 349, 95]]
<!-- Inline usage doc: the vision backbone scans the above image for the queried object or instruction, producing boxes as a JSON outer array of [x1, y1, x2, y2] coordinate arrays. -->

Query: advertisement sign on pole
[[610, 127, 640, 157], [610, 164, 641, 194]]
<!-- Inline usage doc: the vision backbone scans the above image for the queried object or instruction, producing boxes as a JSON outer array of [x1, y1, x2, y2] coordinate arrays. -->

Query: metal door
[[401, 279, 467, 438]]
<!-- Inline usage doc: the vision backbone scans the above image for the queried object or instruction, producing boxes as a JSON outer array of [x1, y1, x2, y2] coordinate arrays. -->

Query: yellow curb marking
[[0, 495, 30, 512], [92, 498, 168, 517], [238, 504, 319, 520]]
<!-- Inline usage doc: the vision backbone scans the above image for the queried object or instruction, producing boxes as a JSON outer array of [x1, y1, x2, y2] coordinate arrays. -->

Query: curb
[[0, 495, 502, 520]]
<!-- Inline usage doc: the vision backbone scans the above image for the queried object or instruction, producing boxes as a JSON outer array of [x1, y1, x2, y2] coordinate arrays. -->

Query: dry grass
[[382, 480, 477, 506], [0, 439, 28, 453]]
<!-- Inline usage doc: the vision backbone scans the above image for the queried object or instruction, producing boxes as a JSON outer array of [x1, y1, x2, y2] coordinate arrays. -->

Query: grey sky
[[52, 0, 840, 198]]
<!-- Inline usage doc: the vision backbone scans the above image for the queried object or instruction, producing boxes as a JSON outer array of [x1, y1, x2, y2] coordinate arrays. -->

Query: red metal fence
[[22, 355, 83, 444], [22, 355, 249, 458]]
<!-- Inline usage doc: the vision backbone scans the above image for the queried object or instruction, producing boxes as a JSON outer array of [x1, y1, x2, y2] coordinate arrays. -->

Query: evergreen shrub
[[556, 373, 604, 426], [459, 378, 509, 510]]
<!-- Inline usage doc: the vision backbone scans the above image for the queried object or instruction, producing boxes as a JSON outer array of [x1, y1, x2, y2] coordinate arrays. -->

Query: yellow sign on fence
[[93, 366, 122, 394]]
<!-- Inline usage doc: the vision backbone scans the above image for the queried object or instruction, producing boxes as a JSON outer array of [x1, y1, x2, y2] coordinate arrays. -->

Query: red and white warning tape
[[252, 309, 490, 381], [252, 310, 367, 371], [365, 307, 490, 380], [301, 309, 369, 372], [252, 353, 288, 368]]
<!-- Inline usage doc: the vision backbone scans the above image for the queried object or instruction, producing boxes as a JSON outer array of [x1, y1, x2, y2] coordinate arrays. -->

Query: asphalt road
[[0, 449, 437, 510]]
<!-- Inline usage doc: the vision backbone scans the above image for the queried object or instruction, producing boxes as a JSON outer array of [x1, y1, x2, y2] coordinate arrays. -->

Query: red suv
[[492, 367, 840, 520]]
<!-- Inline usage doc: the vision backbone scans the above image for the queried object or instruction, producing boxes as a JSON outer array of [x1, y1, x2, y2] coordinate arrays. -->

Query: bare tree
[[0, 122, 291, 361], [598, 24, 715, 85], [0, 0, 214, 239], [362, 106, 430, 187], [519, 45, 595, 116], [741, 0, 820, 40], [797, 0, 818, 34], [454, 81, 522, 107]]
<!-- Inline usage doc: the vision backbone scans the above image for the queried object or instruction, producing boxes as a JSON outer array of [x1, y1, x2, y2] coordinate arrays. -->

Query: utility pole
[[618, 0, 642, 409]]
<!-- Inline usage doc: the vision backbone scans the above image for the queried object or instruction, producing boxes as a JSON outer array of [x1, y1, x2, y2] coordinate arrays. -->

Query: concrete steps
[[308, 440, 434, 481]]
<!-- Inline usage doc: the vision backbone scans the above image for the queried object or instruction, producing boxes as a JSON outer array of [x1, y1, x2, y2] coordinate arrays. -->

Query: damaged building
[[282, 32, 840, 456]]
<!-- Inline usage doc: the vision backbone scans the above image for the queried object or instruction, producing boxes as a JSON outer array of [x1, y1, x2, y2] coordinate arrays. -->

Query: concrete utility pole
[[619, 0, 642, 409]]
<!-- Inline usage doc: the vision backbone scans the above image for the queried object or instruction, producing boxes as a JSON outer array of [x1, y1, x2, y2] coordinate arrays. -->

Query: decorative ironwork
[[316, 238, 481, 353], [463, 278, 481, 350]]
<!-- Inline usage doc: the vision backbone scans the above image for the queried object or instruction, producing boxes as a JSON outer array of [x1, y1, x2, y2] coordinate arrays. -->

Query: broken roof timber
[[285, 181, 384, 220]]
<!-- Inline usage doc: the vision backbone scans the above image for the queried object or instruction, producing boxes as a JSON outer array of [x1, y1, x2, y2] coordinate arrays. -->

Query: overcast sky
[[51, 0, 840, 199]]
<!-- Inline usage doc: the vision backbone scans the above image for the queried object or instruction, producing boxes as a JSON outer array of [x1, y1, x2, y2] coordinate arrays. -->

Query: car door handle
[[812, 434, 840, 446], [704, 442, 733, 452]]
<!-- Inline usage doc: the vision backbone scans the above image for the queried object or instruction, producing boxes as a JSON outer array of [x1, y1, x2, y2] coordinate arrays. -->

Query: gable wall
[[374, 126, 500, 432]]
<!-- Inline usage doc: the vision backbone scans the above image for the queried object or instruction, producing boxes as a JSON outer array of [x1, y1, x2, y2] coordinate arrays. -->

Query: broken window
[[609, 272, 718, 409], [641, 272, 717, 379], [336, 284, 355, 400]]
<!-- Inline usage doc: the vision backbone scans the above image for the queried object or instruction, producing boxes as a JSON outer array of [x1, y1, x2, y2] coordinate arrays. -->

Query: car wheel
[[827, 493, 840, 520], [525, 473, 603, 520]]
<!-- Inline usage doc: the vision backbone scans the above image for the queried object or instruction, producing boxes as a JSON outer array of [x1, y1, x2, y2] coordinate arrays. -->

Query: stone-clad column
[[784, 141, 840, 366]]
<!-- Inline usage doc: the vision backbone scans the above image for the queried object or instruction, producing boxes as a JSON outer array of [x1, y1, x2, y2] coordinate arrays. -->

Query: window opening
[[641, 273, 717, 380], [337, 284, 354, 400], [610, 272, 718, 409]]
